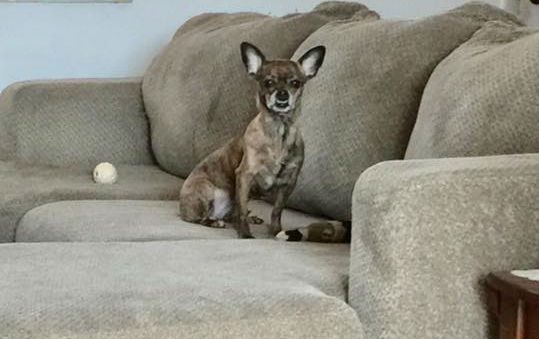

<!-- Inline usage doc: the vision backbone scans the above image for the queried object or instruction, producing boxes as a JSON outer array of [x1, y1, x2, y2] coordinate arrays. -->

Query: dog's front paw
[[205, 220, 226, 228]]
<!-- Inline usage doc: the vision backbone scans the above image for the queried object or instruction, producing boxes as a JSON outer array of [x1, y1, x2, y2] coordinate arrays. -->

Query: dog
[[179, 42, 325, 239]]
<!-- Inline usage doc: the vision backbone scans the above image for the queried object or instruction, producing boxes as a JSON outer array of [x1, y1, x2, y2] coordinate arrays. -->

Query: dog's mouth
[[266, 92, 293, 113], [269, 99, 292, 113], [270, 102, 291, 113], [275, 101, 289, 109]]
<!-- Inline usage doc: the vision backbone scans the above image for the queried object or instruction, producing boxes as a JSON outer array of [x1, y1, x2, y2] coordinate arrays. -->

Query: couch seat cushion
[[0, 240, 361, 339], [16, 200, 328, 242], [0, 161, 183, 243]]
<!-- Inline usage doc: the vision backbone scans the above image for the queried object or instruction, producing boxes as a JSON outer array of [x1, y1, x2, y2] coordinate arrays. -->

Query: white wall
[[0, 0, 511, 91]]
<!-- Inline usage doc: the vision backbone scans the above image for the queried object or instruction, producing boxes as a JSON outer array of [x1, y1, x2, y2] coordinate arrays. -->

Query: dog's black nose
[[276, 90, 289, 101]]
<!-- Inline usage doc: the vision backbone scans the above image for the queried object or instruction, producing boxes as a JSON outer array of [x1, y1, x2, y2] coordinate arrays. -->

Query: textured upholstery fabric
[[406, 21, 539, 159], [142, 2, 372, 177], [349, 153, 539, 339], [0, 4, 536, 339], [286, 2, 521, 221], [0, 78, 154, 167], [0, 240, 361, 339], [17, 200, 328, 242], [0, 161, 182, 243]]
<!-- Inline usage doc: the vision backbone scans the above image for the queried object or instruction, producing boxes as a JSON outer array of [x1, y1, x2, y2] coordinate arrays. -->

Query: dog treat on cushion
[[286, 3, 520, 221], [142, 2, 373, 178], [405, 21, 539, 159]]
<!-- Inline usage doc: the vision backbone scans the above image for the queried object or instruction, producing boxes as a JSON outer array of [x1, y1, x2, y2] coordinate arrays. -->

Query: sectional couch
[[0, 2, 538, 338]]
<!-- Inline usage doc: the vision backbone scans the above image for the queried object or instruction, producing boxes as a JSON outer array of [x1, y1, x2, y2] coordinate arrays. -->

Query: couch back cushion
[[0, 79, 154, 168], [286, 3, 519, 221], [142, 2, 370, 177], [405, 21, 539, 159]]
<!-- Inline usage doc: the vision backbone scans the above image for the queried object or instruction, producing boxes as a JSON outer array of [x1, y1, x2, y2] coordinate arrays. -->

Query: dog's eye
[[264, 79, 274, 88], [291, 80, 301, 88]]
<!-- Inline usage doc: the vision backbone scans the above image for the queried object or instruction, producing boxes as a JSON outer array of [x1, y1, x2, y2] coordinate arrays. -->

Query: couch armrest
[[0, 78, 154, 167], [349, 154, 539, 339]]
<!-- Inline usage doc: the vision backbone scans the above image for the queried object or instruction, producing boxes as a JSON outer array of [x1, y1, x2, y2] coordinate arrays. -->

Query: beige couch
[[0, 2, 537, 338]]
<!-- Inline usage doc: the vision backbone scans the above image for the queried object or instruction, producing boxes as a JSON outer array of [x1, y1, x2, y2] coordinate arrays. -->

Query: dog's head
[[240, 42, 325, 115]]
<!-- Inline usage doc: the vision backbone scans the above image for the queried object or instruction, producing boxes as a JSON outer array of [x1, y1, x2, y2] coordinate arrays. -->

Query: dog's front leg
[[270, 188, 288, 236], [270, 169, 302, 236], [234, 167, 255, 239], [270, 154, 303, 236]]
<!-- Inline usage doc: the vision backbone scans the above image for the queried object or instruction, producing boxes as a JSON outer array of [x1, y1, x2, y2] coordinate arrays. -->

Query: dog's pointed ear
[[298, 46, 326, 78], [241, 42, 265, 77]]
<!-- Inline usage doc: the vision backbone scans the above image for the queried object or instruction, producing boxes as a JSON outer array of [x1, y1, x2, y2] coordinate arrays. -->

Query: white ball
[[93, 162, 118, 184]]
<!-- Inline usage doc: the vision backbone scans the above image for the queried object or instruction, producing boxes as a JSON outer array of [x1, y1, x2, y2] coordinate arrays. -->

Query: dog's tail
[[276, 221, 351, 243]]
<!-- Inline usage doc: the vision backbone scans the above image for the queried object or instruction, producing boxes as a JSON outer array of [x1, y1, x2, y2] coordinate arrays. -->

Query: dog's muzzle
[[274, 90, 290, 110]]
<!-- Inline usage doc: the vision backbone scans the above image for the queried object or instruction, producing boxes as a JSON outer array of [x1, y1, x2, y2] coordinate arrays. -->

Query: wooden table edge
[[487, 272, 539, 305]]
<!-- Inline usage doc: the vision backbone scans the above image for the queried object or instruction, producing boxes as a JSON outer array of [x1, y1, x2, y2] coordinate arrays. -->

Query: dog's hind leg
[[179, 196, 208, 225], [209, 189, 233, 220], [200, 217, 226, 229], [180, 179, 230, 228], [204, 189, 233, 228]]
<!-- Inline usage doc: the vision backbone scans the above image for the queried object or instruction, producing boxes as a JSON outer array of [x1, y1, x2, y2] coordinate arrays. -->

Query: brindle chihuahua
[[179, 42, 325, 239]]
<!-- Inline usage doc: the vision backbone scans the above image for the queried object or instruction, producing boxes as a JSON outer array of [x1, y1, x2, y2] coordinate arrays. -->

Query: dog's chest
[[254, 124, 302, 191], [268, 125, 293, 161]]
